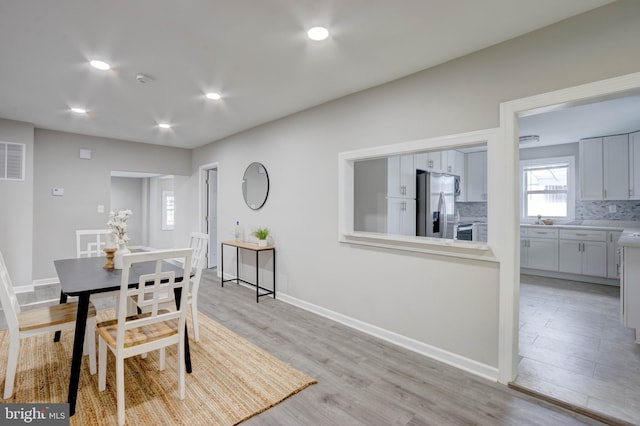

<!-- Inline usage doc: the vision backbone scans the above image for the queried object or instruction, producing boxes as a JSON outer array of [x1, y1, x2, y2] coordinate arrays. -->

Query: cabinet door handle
[[575, 233, 587, 237]]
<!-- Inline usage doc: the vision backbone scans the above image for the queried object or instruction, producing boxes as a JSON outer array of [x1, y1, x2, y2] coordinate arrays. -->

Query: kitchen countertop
[[521, 220, 640, 248]]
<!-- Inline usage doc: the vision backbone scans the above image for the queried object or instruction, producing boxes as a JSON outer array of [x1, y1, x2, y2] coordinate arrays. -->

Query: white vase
[[113, 243, 131, 269], [258, 239, 267, 247]]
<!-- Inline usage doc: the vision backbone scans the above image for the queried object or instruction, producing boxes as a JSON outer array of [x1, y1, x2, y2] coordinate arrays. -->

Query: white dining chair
[[0, 251, 97, 399], [97, 248, 193, 426], [130, 232, 208, 342], [76, 229, 113, 258]]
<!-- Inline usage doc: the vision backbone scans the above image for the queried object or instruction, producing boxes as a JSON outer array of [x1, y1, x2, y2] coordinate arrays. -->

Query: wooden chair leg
[[86, 317, 96, 375], [3, 335, 20, 399], [159, 348, 166, 371], [98, 338, 107, 392], [191, 302, 200, 342], [116, 356, 125, 426]]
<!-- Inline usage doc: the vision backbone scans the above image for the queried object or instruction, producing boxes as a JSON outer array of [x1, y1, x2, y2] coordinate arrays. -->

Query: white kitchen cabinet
[[454, 151, 465, 200], [579, 137, 604, 200], [387, 198, 416, 236], [603, 134, 629, 200], [465, 151, 487, 202], [620, 246, 640, 341], [442, 150, 462, 174], [579, 134, 629, 200], [427, 151, 443, 172], [387, 154, 415, 198], [558, 229, 607, 277], [607, 230, 623, 279], [473, 224, 488, 243], [521, 227, 558, 271], [630, 131, 640, 200]]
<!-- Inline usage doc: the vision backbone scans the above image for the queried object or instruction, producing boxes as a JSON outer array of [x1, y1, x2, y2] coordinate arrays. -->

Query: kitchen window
[[162, 190, 175, 230], [521, 156, 575, 219]]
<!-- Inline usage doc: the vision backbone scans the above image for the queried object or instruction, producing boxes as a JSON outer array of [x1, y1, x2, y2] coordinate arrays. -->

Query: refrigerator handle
[[439, 192, 447, 238]]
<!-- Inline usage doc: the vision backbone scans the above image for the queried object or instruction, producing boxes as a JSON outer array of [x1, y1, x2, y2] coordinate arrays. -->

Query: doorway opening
[[500, 73, 640, 424], [201, 164, 219, 270]]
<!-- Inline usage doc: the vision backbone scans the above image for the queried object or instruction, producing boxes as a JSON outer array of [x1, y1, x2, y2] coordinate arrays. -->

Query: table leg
[[221, 242, 224, 287], [174, 287, 192, 374], [68, 293, 90, 417], [256, 250, 259, 303], [273, 248, 276, 299], [53, 291, 68, 342], [236, 246, 239, 284]]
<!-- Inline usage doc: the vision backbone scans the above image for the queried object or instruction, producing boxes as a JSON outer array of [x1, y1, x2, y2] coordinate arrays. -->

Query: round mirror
[[242, 162, 269, 210]]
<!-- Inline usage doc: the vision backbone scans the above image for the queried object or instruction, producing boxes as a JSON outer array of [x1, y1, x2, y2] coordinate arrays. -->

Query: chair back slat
[[189, 232, 209, 295], [0, 251, 21, 332], [116, 248, 193, 347], [76, 229, 112, 258]]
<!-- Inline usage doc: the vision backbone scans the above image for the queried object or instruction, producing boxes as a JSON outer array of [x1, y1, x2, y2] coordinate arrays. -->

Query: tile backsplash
[[576, 200, 640, 221], [457, 200, 640, 222], [457, 202, 487, 219]]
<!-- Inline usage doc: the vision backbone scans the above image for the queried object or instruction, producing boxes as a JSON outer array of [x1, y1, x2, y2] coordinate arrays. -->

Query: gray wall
[[188, 1, 640, 370], [32, 129, 191, 279], [110, 177, 145, 246], [0, 119, 34, 285]]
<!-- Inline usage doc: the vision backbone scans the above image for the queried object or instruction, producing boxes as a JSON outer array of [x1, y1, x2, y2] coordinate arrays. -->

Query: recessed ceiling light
[[71, 107, 87, 114], [158, 123, 172, 129], [89, 60, 111, 71], [307, 26, 329, 41], [205, 92, 221, 100]]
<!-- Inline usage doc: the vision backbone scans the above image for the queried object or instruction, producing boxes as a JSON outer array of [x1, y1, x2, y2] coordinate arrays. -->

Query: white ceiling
[[519, 94, 640, 148], [0, 0, 614, 149]]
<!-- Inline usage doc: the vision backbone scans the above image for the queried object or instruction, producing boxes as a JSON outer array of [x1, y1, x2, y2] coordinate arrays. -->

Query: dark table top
[[54, 257, 186, 296]]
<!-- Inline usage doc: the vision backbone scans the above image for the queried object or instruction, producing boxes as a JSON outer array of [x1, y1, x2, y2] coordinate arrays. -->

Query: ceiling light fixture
[[89, 60, 111, 71], [205, 92, 221, 100], [307, 26, 329, 41], [70, 107, 87, 114], [158, 123, 171, 129], [519, 135, 540, 144]]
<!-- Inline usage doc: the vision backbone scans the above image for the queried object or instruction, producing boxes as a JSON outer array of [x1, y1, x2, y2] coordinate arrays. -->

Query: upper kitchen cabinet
[[603, 134, 629, 200], [387, 154, 415, 199], [630, 131, 640, 200], [465, 151, 487, 202], [579, 134, 629, 200]]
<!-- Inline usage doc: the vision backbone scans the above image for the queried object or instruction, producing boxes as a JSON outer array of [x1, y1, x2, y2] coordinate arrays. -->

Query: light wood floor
[[517, 274, 640, 425], [195, 270, 604, 425], [0, 271, 617, 424]]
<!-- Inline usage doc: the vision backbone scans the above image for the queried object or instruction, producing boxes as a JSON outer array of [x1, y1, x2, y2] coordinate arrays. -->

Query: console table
[[221, 240, 275, 302]]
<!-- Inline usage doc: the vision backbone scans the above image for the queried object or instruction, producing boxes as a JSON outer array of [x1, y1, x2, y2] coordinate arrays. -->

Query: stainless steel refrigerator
[[416, 170, 459, 239]]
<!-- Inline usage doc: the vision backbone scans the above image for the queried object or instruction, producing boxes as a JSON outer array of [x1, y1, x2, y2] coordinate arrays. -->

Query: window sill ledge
[[340, 232, 498, 262]]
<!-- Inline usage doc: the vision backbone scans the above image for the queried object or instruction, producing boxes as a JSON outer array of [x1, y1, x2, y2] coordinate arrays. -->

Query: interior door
[[207, 168, 218, 268]]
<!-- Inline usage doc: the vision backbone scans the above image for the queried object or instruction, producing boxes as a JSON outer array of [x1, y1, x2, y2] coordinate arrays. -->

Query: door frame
[[498, 72, 640, 383], [198, 162, 220, 270]]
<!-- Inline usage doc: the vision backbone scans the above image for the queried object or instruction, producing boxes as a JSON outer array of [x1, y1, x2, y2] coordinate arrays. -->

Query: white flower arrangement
[[107, 209, 133, 245]]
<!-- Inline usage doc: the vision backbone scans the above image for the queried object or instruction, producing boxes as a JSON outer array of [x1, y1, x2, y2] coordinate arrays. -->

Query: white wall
[[187, 1, 640, 372], [0, 119, 34, 285]]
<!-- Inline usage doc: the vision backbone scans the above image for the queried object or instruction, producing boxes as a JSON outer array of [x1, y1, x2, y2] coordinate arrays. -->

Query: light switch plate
[[97, 204, 104, 213], [52, 188, 64, 196], [609, 205, 617, 213], [79, 148, 92, 159]]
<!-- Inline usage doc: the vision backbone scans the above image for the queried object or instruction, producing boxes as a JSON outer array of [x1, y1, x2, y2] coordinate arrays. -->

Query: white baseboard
[[276, 292, 498, 382], [224, 270, 501, 381]]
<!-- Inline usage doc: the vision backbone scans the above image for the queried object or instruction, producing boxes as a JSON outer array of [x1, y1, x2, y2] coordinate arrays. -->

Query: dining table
[[53, 256, 192, 416]]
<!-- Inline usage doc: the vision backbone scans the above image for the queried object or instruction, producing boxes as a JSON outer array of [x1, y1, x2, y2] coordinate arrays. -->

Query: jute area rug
[[0, 310, 317, 425]]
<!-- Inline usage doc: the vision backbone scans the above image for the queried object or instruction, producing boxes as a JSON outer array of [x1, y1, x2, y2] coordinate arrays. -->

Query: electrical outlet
[[609, 205, 617, 213]]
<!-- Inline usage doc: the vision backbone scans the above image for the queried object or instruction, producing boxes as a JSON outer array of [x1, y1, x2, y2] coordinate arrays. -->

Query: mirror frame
[[242, 162, 270, 210]]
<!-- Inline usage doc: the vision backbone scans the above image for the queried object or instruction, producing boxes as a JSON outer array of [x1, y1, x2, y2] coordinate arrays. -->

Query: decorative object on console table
[[252, 227, 270, 247], [107, 209, 132, 269]]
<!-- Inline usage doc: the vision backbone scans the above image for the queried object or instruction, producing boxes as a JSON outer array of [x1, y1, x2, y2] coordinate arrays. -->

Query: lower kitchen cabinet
[[608, 230, 623, 279], [620, 246, 640, 340], [521, 227, 558, 271], [558, 229, 608, 277]]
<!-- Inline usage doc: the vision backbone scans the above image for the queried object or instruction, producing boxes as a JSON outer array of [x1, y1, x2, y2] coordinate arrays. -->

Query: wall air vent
[[519, 135, 540, 144], [0, 142, 26, 181]]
